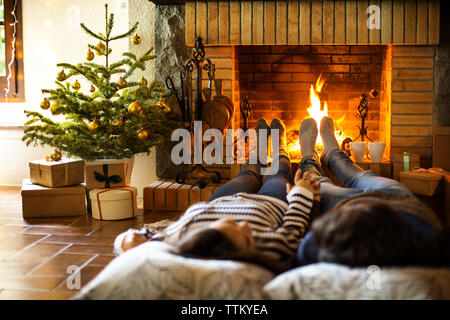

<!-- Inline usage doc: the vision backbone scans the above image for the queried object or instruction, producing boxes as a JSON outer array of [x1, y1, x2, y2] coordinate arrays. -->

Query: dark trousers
[[209, 156, 292, 204]]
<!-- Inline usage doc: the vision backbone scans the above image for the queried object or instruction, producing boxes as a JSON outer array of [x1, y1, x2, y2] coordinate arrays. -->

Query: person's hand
[[122, 231, 148, 252], [286, 168, 320, 200]]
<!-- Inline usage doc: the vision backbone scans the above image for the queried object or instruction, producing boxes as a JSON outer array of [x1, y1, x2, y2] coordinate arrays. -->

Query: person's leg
[[257, 155, 291, 203], [210, 118, 270, 201], [298, 118, 364, 212], [320, 117, 414, 197], [256, 118, 291, 203], [209, 163, 262, 201]]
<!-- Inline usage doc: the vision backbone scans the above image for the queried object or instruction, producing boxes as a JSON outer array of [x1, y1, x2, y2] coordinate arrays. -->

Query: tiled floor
[[0, 187, 182, 300]]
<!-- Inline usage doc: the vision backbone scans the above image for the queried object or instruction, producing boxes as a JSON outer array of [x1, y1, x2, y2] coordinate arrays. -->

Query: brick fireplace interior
[[234, 44, 388, 159], [187, 0, 439, 168]]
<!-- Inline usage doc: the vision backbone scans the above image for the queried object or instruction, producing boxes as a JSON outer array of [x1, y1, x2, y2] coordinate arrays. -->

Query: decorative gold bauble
[[86, 49, 95, 61], [50, 148, 62, 161], [156, 97, 171, 113], [132, 34, 142, 45], [88, 120, 99, 132], [96, 42, 106, 55], [40, 98, 50, 110], [118, 77, 127, 88], [72, 80, 81, 91], [112, 118, 123, 126], [137, 129, 148, 140], [128, 100, 143, 113], [56, 70, 66, 81], [90, 85, 96, 92], [140, 76, 148, 86], [50, 102, 60, 115]]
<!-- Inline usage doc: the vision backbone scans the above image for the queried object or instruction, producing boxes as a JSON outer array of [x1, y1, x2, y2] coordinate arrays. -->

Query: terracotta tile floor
[[0, 187, 182, 300]]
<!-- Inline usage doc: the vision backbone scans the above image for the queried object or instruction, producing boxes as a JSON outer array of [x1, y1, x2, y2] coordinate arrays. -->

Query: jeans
[[299, 148, 415, 213], [209, 155, 292, 204]]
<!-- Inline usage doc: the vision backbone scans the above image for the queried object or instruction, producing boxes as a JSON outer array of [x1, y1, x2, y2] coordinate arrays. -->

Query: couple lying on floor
[[114, 117, 450, 274]]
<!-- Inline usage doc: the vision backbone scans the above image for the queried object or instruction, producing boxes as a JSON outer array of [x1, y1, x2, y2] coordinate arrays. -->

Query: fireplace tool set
[[165, 37, 227, 188]]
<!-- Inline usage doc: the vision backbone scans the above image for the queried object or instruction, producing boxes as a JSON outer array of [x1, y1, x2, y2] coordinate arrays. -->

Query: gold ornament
[[90, 85, 96, 92], [72, 80, 81, 91], [128, 100, 143, 113], [132, 34, 142, 45], [112, 118, 123, 126], [96, 42, 106, 55], [88, 120, 99, 132], [156, 97, 171, 113], [86, 49, 95, 61], [56, 70, 66, 81], [50, 102, 61, 115], [140, 76, 148, 86], [137, 129, 148, 140], [50, 148, 62, 161], [40, 98, 50, 110], [118, 76, 127, 88]]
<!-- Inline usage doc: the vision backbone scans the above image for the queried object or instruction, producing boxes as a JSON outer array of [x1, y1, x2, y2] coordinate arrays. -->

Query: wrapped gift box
[[21, 179, 86, 218], [29, 159, 84, 188], [89, 186, 137, 220], [399, 171, 443, 196], [392, 153, 420, 181], [84, 159, 134, 190]]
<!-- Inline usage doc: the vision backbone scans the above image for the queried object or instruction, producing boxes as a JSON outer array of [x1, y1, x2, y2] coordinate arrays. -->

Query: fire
[[307, 74, 327, 146], [287, 74, 349, 159]]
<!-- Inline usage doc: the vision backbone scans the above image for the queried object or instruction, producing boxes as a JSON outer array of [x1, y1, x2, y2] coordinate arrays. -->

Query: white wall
[[0, 0, 157, 197], [127, 0, 157, 196]]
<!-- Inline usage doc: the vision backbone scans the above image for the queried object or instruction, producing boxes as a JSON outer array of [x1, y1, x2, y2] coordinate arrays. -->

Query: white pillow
[[74, 241, 275, 300], [263, 263, 450, 300]]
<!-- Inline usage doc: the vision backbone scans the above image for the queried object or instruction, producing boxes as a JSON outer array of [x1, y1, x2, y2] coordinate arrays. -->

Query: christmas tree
[[22, 4, 178, 160]]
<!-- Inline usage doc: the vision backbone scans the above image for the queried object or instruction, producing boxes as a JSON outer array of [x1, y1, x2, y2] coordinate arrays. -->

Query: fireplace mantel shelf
[[149, 0, 246, 4], [149, 0, 440, 46]]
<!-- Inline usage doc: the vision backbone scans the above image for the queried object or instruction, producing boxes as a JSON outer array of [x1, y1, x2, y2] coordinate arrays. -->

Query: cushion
[[74, 241, 275, 300], [263, 263, 450, 300]]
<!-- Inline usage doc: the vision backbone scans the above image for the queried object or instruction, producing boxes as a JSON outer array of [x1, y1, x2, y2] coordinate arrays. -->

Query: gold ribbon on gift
[[95, 187, 136, 221]]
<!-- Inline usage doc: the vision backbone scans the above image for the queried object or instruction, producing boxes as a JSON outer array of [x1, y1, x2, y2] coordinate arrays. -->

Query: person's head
[[174, 217, 290, 274], [176, 217, 255, 258], [312, 200, 415, 267]]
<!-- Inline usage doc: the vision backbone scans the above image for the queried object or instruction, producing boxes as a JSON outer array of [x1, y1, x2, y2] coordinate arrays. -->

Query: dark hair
[[176, 228, 239, 259], [414, 228, 450, 267], [174, 228, 291, 274], [312, 201, 415, 267]]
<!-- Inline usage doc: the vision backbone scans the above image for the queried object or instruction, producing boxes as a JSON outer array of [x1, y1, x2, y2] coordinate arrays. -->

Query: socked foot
[[250, 118, 270, 164], [299, 118, 318, 158], [256, 118, 270, 138], [320, 116, 340, 154], [270, 118, 289, 158]]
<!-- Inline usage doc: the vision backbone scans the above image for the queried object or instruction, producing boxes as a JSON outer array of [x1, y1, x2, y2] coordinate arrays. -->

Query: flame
[[286, 74, 350, 158], [307, 74, 328, 146]]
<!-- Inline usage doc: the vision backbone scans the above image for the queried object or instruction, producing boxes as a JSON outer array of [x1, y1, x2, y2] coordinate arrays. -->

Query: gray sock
[[270, 118, 289, 159], [299, 118, 318, 158], [320, 116, 340, 154], [249, 118, 270, 164]]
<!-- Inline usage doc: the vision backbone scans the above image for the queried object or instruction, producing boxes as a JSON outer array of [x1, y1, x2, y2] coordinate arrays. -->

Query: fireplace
[[234, 44, 387, 159], [184, 0, 439, 168]]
